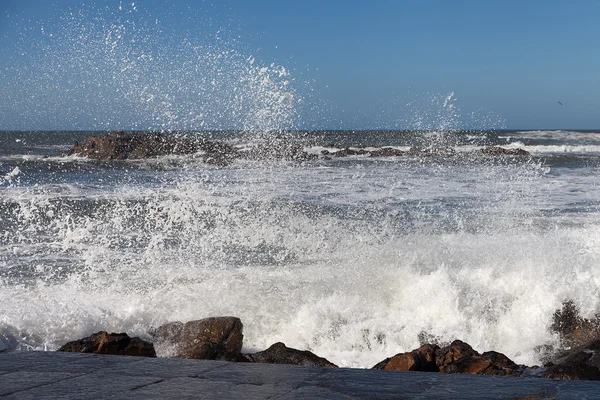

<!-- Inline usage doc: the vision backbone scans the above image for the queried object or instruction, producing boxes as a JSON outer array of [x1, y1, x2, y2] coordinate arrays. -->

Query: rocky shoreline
[[51, 301, 600, 381], [60, 131, 531, 164]]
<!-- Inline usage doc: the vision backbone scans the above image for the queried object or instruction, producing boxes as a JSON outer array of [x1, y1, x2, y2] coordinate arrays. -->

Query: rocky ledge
[[56, 302, 600, 381], [61, 132, 531, 165]]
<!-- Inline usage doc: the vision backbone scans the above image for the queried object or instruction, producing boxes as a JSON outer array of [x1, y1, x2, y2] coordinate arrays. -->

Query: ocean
[[1, 129, 600, 368]]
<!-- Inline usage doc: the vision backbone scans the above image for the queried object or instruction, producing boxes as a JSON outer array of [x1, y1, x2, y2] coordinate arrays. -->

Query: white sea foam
[[1, 158, 599, 368]]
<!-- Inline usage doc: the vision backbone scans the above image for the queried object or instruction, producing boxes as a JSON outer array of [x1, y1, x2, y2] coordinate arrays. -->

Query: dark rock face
[[551, 300, 600, 349], [369, 147, 406, 157], [541, 351, 600, 380], [179, 317, 245, 361], [152, 317, 245, 361], [480, 146, 530, 156], [58, 331, 156, 357], [65, 132, 237, 165], [245, 342, 338, 368]]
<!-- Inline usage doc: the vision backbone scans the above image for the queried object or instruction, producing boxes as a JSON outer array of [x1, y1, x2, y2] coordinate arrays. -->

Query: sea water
[[1, 3, 600, 369], [1, 129, 600, 368]]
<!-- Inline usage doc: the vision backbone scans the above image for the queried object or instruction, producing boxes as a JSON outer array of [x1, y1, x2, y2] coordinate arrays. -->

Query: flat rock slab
[[2, 351, 600, 399]]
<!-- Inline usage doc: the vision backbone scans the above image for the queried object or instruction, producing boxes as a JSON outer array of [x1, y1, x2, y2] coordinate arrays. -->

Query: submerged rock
[[245, 342, 338, 368], [58, 331, 156, 357], [480, 146, 530, 156]]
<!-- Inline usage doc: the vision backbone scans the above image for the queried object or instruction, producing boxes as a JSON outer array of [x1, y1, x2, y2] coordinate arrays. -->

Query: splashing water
[[2, 4, 600, 371], [0, 3, 297, 133]]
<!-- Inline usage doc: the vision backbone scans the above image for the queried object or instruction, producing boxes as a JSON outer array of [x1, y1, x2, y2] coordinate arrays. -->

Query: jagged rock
[[58, 331, 156, 357], [245, 342, 337, 368], [551, 300, 600, 349], [177, 317, 245, 361], [373, 340, 522, 377], [541, 351, 600, 380], [64, 132, 237, 164], [435, 340, 479, 372], [372, 344, 438, 371], [332, 148, 369, 157], [480, 146, 530, 156], [369, 147, 406, 157]]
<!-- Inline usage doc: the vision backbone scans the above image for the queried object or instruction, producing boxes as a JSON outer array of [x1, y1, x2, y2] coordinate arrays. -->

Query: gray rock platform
[[2, 351, 600, 399]]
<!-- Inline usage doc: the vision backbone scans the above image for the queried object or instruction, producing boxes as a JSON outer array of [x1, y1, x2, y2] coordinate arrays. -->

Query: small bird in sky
[[558, 101, 563, 105]]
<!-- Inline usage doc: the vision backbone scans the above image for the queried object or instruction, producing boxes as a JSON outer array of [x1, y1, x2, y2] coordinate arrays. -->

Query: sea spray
[[2, 4, 600, 370]]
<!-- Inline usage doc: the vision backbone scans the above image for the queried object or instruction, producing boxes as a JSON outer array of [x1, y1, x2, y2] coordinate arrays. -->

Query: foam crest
[[2, 161, 600, 368]]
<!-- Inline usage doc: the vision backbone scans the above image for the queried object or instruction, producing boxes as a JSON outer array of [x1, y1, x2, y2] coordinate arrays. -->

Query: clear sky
[[1, 0, 599, 130]]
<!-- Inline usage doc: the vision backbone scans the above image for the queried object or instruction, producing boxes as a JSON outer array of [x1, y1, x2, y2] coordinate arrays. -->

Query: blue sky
[[1, 0, 599, 130]]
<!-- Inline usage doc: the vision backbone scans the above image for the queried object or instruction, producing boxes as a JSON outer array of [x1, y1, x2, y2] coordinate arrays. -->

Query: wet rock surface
[[5, 351, 600, 400], [64, 132, 237, 165], [58, 331, 156, 357], [150, 317, 245, 361], [59, 303, 600, 381], [63, 132, 532, 164], [244, 342, 338, 368], [374, 340, 524, 377]]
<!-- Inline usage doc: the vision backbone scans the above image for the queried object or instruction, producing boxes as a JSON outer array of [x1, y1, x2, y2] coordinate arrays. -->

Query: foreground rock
[[151, 318, 337, 367], [541, 346, 600, 380], [245, 342, 338, 368], [151, 317, 245, 361], [373, 341, 523, 377], [58, 331, 156, 357]]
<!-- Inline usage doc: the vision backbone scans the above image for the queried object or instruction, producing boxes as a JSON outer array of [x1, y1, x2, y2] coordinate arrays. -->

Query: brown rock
[[58, 331, 156, 357], [373, 344, 439, 372], [245, 342, 337, 368], [435, 340, 479, 372], [64, 132, 238, 164], [178, 317, 244, 361]]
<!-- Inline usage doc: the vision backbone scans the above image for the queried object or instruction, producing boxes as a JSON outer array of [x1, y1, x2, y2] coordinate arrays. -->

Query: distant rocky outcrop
[[64, 132, 236, 165], [63, 132, 531, 164], [58, 331, 156, 357], [479, 146, 531, 156], [324, 146, 529, 158]]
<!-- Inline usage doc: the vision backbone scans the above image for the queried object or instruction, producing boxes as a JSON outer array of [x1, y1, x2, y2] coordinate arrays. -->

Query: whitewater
[[1, 3, 600, 369], [1, 129, 600, 368]]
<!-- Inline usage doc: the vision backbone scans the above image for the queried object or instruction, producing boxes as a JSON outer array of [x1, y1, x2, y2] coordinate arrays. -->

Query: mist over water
[[2, 4, 600, 369]]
